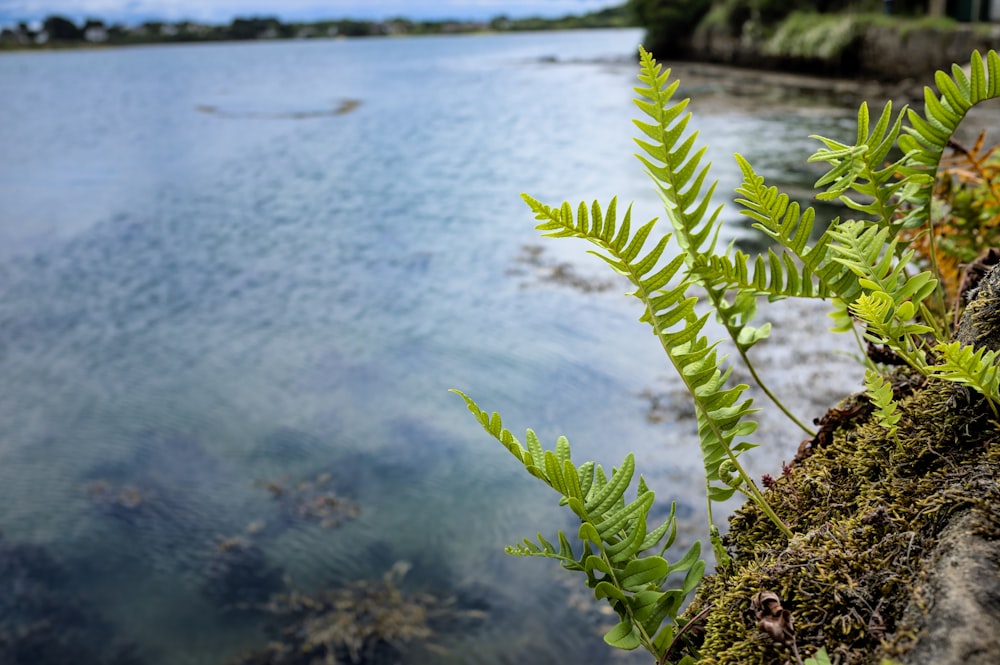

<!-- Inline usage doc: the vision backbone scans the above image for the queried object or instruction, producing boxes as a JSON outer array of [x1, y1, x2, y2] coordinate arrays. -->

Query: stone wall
[[857, 23, 1000, 81], [684, 19, 1000, 82]]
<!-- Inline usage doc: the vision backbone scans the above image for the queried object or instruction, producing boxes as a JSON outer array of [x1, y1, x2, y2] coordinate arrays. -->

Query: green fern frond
[[734, 154, 818, 258], [703, 154, 866, 304], [850, 292, 932, 368], [521, 193, 791, 538], [809, 101, 910, 226], [693, 250, 823, 301], [898, 50, 1000, 230], [929, 342, 1000, 416], [826, 219, 938, 363], [449, 390, 703, 658], [633, 48, 813, 437], [828, 221, 938, 303], [633, 48, 723, 263], [523, 49, 799, 526]]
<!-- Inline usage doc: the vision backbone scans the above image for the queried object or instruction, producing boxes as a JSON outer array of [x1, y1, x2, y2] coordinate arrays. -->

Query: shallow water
[[0, 30, 867, 664]]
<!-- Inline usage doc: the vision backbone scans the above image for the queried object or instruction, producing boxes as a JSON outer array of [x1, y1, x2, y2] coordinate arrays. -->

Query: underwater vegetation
[[0, 532, 144, 665], [195, 98, 363, 120], [508, 243, 618, 293], [85, 479, 155, 514], [75, 424, 495, 663], [202, 536, 287, 612], [256, 471, 361, 530], [227, 561, 487, 665]]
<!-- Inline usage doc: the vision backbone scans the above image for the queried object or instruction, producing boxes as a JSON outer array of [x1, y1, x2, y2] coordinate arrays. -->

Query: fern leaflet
[[863, 368, 902, 437]]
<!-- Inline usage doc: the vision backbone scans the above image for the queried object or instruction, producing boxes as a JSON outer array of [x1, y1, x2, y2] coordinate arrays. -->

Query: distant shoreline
[[0, 7, 636, 52]]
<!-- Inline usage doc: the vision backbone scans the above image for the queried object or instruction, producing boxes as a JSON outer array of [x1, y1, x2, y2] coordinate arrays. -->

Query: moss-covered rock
[[685, 267, 1000, 664]]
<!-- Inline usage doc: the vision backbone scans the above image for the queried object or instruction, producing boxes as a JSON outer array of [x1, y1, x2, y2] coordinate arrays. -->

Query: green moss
[[685, 377, 1000, 664]]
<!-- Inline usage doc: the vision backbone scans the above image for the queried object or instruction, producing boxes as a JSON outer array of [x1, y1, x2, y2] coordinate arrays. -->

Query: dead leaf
[[751, 590, 795, 646]]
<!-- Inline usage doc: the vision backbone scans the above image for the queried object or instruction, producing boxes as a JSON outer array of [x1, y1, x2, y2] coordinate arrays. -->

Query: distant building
[[84, 25, 108, 42]]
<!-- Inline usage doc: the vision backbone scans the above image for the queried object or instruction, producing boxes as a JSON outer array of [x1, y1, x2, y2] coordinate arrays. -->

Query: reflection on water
[[0, 29, 871, 664]]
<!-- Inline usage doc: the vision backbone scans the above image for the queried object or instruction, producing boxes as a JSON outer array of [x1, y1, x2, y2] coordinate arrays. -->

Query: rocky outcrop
[[684, 265, 1000, 664], [898, 263, 1000, 665], [899, 511, 1000, 665]]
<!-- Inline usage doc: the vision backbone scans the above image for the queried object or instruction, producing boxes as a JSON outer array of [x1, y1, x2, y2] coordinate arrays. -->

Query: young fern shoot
[[863, 368, 902, 439]]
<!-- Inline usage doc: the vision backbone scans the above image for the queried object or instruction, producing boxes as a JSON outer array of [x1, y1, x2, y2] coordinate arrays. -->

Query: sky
[[0, 0, 624, 26]]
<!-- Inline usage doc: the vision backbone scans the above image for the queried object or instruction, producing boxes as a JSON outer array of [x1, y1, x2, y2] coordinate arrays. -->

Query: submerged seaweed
[[202, 536, 286, 612], [228, 561, 486, 665], [256, 472, 361, 530], [0, 532, 144, 665]]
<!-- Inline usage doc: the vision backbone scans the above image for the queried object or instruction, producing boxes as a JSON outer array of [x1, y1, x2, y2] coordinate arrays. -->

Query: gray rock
[[900, 510, 1000, 665]]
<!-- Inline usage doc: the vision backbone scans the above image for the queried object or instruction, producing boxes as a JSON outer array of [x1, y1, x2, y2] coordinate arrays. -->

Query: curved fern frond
[[827, 220, 937, 367], [701, 154, 863, 304], [863, 368, 901, 437], [449, 390, 704, 658], [694, 250, 824, 301], [898, 50, 1000, 231]]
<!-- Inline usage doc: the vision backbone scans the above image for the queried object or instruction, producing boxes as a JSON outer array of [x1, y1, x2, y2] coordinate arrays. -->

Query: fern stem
[[697, 421, 793, 539], [735, 344, 816, 436], [597, 547, 660, 656], [848, 320, 878, 373], [644, 298, 793, 539]]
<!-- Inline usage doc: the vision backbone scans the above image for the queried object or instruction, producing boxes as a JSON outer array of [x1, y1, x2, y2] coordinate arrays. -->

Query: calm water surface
[[0, 30, 863, 665]]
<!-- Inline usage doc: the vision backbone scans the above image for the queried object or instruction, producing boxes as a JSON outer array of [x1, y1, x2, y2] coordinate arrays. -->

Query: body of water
[[0, 30, 864, 665]]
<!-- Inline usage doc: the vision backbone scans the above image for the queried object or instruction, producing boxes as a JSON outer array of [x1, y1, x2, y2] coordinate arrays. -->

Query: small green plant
[[455, 48, 1000, 663], [863, 368, 902, 438], [805, 647, 833, 665]]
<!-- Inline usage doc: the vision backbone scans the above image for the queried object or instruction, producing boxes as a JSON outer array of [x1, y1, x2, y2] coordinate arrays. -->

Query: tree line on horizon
[[0, 6, 636, 49]]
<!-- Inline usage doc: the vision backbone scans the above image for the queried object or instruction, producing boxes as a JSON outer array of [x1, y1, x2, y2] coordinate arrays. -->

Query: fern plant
[[455, 48, 1000, 663], [450, 391, 704, 660]]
